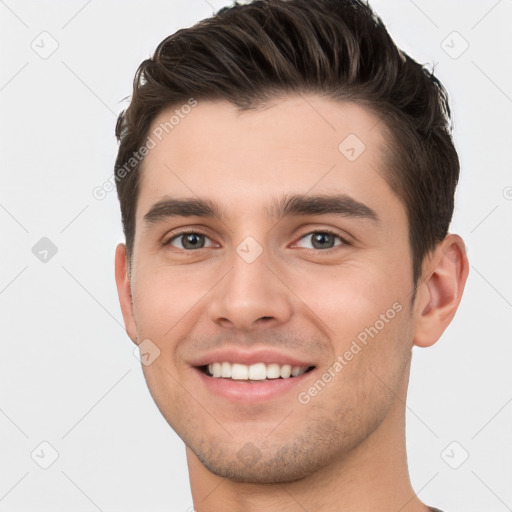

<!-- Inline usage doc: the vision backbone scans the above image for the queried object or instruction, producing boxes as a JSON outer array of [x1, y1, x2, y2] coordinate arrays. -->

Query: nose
[[208, 246, 293, 331]]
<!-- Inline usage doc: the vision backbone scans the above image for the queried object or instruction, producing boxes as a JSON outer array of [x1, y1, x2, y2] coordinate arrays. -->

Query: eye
[[164, 231, 215, 250], [294, 230, 348, 250]]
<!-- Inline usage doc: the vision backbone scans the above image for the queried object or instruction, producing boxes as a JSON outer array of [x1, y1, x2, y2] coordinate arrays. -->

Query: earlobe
[[114, 243, 138, 344], [413, 234, 469, 348]]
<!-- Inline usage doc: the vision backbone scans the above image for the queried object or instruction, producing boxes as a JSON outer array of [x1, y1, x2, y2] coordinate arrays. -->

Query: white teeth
[[221, 362, 231, 378], [266, 363, 281, 379], [231, 363, 249, 380], [212, 362, 222, 378], [206, 362, 311, 380], [280, 364, 292, 379], [248, 363, 267, 380], [291, 366, 306, 377]]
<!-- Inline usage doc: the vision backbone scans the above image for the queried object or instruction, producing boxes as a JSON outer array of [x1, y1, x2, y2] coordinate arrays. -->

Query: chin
[[190, 433, 338, 484], [197, 454, 315, 484]]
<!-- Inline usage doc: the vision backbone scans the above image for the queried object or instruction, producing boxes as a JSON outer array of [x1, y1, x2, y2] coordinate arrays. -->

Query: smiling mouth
[[199, 362, 316, 381]]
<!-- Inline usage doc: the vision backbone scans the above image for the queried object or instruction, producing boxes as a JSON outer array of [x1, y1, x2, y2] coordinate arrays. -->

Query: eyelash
[[163, 228, 351, 252]]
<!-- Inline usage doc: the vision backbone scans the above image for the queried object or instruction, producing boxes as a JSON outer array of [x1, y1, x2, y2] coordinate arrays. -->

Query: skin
[[115, 95, 469, 511]]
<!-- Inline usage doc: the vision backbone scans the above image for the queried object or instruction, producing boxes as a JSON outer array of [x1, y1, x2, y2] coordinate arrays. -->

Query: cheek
[[309, 307, 412, 426], [284, 258, 407, 342], [131, 266, 208, 338]]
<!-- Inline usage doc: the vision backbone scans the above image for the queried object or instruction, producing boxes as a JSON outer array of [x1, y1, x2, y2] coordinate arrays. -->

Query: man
[[113, 0, 469, 510]]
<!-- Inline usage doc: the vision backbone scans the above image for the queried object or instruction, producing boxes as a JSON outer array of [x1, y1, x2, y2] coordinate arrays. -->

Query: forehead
[[136, 95, 402, 225]]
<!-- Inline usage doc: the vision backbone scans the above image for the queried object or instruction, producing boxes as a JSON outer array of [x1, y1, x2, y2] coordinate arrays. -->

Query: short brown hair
[[114, 0, 459, 298]]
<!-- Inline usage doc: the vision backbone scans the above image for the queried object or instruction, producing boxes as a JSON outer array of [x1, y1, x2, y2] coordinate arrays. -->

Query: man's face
[[119, 95, 421, 483]]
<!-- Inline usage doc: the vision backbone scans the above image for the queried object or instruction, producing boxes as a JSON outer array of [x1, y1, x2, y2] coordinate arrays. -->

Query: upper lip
[[189, 347, 316, 368]]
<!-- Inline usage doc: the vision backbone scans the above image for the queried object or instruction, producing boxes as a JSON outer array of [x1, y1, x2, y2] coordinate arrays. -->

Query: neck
[[187, 381, 429, 512]]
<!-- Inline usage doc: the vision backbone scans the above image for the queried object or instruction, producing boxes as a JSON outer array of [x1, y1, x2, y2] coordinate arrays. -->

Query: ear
[[413, 234, 469, 348], [115, 243, 138, 344]]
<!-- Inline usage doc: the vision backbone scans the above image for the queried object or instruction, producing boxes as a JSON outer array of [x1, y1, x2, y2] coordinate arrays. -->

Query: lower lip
[[194, 368, 315, 403]]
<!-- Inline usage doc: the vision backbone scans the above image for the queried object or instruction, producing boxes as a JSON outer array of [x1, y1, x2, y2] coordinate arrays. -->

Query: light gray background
[[1, 0, 511, 511]]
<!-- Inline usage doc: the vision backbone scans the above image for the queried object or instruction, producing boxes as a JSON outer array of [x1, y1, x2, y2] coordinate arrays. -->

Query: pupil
[[184, 234, 203, 249], [313, 233, 333, 249]]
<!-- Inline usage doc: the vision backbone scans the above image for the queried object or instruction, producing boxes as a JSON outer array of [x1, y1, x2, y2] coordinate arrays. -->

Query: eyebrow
[[143, 193, 380, 226]]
